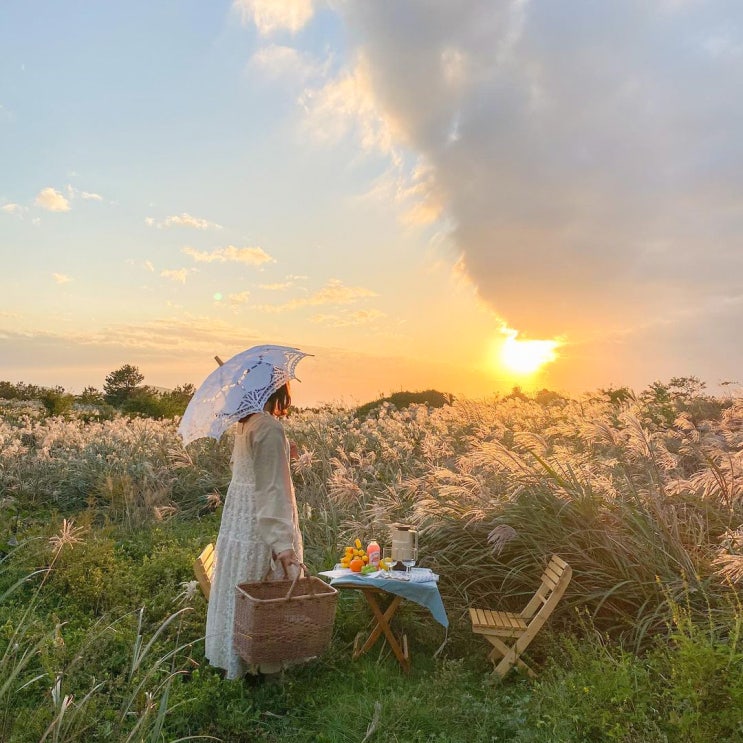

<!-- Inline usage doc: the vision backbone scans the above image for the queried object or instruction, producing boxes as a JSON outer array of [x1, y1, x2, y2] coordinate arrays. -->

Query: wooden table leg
[[353, 588, 410, 672]]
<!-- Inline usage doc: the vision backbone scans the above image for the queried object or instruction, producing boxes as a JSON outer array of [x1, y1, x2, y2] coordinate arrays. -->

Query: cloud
[[146, 213, 222, 230], [183, 245, 276, 266], [35, 187, 70, 212], [1, 203, 26, 217], [227, 291, 251, 305], [144, 260, 155, 272], [233, 0, 314, 36], [300, 57, 397, 155], [0, 317, 263, 358], [66, 184, 105, 202], [300, 57, 443, 226], [357, 160, 444, 226], [253, 278, 377, 313], [259, 280, 294, 290], [249, 44, 323, 83], [52, 273, 72, 285], [0, 323, 507, 406], [335, 2, 743, 341], [160, 268, 192, 284], [310, 279, 377, 305], [311, 309, 386, 327]]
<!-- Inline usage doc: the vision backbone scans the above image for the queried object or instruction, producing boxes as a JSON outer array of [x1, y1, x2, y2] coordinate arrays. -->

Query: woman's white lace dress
[[205, 412, 303, 679]]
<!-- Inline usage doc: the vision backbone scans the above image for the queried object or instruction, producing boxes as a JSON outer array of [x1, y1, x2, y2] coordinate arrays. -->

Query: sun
[[496, 330, 560, 377]]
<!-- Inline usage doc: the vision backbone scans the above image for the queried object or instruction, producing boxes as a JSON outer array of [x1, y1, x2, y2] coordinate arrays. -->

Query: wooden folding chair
[[193, 543, 215, 600], [470, 554, 571, 679]]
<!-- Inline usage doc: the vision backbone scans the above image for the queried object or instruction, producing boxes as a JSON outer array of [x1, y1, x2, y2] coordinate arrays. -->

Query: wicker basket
[[234, 565, 339, 665]]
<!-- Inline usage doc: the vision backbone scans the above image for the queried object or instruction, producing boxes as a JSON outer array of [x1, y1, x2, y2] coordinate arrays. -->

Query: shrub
[[355, 389, 453, 418]]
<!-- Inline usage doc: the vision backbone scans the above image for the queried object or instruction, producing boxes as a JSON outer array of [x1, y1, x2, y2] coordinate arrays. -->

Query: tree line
[[0, 364, 195, 419], [0, 368, 733, 427]]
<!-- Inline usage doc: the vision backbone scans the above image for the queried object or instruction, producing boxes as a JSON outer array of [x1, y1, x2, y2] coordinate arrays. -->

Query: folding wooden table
[[322, 568, 448, 673], [343, 585, 410, 671]]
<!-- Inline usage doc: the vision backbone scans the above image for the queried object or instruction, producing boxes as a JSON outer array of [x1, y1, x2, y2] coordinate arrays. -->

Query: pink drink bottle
[[366, 540, 381, 567]]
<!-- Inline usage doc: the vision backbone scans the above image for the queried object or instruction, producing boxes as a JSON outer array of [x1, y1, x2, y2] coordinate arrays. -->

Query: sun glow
[[496, 329, 560, 376]]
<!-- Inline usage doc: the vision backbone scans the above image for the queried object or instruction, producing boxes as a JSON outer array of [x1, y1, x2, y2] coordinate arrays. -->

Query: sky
[[1, 0, 742, 407]]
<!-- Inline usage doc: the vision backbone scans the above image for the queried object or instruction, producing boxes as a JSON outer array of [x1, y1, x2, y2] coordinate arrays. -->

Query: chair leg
[[485, 636, 535, 679], [495, 640, 537, 678], [487, 644, 503, 663]]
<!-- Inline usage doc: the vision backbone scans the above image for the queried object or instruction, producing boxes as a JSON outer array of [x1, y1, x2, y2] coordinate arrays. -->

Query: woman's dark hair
[[266, 382, 291, 416]]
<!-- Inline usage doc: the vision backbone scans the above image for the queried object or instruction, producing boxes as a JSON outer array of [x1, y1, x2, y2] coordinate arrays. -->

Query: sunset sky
[[1, 1, 742, 407]]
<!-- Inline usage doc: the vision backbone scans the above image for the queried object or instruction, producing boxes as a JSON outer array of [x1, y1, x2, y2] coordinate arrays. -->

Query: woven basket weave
[[234, 565, 338, 665]]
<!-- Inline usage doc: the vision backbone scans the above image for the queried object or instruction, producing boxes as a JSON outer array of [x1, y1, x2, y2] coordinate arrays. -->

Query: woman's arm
[[252, 419, 299, 572]]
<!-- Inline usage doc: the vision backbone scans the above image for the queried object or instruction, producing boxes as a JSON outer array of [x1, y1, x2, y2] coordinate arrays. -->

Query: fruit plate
[[319, 566, 384, 580], [318, 566, 353, 579]]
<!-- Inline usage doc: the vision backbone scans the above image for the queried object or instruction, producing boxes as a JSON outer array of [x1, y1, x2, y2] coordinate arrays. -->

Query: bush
[[355, 389, 453, 418]]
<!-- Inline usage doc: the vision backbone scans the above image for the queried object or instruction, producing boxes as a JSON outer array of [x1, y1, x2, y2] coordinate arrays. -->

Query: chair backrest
[[520, 554, 572, 625]]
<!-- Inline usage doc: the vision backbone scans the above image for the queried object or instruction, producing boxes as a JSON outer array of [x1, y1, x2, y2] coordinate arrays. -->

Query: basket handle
[[283, 563, 314, 601]]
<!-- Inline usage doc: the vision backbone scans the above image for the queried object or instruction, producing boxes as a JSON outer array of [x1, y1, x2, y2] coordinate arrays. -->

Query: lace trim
[[179, 345, 309, 444]]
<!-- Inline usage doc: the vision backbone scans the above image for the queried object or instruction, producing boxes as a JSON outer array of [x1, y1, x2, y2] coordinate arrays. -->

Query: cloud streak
[[146, 213, 222, 230], [253, 278, 377, 313], [183, 245, 276, 266], [160, 268, 192, 284], [311, 308, 386, 327]]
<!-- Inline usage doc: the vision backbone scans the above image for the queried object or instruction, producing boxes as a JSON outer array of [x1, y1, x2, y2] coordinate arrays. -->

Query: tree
[[534, 388, 566, 407], [0, 381, 44, 400], [77, 386, 104, 406], [504, 386, 530, 402], [119, 382, 195, 419], [161, 383, 196, 417], [667, 376, 706, 401], [103, 364, 145, 406], [121, 386, 165, 417], [598, 386, 635, 406], [639, 376, 716, 428], [39, 387, 75, 417]]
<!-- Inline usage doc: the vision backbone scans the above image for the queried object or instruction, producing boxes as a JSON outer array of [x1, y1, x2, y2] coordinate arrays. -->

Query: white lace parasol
[[178, 345, 310, 444]]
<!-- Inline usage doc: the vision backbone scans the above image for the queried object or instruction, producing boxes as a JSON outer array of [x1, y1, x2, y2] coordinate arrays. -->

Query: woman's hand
[[275, 548, 300, 577]]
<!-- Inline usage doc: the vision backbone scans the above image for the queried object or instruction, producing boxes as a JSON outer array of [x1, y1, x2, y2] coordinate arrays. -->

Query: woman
[[205, 382, 302, 680]]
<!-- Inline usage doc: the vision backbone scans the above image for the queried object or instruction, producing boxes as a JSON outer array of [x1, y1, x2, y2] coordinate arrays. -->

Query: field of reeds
[[1, 383, 742, 742]]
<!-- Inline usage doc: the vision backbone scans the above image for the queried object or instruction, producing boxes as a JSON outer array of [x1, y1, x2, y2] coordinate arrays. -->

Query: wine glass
[[402, 547, 418, 579], [382, 547, 393, 575]]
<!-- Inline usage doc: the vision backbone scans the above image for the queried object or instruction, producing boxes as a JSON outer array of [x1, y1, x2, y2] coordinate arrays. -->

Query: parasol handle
[[215, 355, 224, 366]]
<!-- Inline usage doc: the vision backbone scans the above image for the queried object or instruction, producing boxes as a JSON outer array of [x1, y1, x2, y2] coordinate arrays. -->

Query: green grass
[[2, 515, 743, 742]]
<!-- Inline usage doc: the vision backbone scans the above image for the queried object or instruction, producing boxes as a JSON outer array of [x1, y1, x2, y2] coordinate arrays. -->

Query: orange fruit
[[349, 558, 363, 572]]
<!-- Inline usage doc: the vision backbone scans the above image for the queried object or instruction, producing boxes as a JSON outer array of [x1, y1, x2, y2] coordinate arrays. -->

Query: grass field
[[1, 385, 742, 741]]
